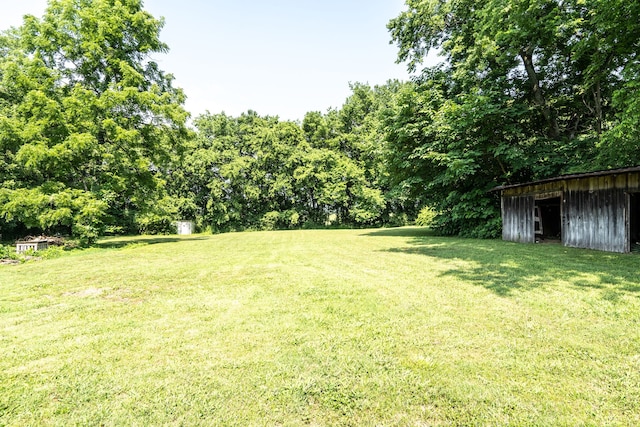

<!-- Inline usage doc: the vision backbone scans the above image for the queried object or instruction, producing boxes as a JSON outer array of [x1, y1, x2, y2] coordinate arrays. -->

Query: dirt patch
[[0, 256, 41, 265]]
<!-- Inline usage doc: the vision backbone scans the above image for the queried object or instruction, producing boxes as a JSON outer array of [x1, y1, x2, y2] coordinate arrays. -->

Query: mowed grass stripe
[[1, 227, 640, 425]]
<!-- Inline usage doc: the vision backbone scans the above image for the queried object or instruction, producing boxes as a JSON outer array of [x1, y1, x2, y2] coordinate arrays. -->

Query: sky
[[0, 0, 430, 122]]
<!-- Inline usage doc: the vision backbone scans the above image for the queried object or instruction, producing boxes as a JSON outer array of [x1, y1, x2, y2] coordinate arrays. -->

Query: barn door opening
[[534, 196, 562, 243], [630, 193, 640, 252]]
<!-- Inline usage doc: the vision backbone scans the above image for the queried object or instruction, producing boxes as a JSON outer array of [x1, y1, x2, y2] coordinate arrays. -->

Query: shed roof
[[492, 166, 640, 191]]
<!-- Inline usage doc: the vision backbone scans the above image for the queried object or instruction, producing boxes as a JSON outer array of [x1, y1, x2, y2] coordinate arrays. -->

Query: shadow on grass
[[362, 227, 438, 238], [95, 235, 208, 249], [364, 227, 640, 297]]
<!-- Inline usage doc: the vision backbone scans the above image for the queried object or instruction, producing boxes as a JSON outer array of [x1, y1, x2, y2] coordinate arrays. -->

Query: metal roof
[[492, 165, 640, 191]]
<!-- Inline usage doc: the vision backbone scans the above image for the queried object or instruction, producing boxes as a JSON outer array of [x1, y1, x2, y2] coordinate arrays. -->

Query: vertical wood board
[[500, 170, 640, 253]]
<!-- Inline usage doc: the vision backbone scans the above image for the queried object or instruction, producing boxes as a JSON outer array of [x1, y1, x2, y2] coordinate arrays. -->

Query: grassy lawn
[[2, 227, 640, 426]]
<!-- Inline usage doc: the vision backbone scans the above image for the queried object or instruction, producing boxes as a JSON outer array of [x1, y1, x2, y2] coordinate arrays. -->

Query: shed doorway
[[534, 196, 562, 243], [630, 193, 640, 251]]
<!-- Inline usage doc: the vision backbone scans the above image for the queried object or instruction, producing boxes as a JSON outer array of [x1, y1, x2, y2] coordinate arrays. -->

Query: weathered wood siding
[[502, 195, 534, 243], [564, 189, 626, 252], [502, 182, 564, 198], [563, 174, 637, 252], [500, 170, 640, 253]]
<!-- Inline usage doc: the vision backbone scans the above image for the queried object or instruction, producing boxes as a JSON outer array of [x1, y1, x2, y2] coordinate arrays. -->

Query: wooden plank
[[563, 188, 627, 252], [501, 170, 640, 252], [502, 194, 534, 243]]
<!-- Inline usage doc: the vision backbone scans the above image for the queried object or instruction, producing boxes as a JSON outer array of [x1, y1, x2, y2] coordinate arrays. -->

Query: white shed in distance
[[176, 221, 194, 235], [16, 238, 50, 254]]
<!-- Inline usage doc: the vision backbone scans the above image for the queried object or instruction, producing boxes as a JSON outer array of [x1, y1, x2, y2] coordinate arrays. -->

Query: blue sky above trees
[[1, 0, 432, 121]]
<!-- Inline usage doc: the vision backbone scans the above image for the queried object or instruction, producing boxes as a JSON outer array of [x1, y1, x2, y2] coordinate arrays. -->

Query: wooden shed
[[494, 166, 640, 253]]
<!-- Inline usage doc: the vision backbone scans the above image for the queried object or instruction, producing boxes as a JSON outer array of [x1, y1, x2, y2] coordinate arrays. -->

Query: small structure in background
[[16, 237, 50, 254], [176, 220, 194, 235], [494, 166, 640, 253]]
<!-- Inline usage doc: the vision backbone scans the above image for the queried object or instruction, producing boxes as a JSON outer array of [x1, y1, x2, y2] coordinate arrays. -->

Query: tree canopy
[[385, 0, 640, 236], [166, 82, 407, 233], [0, 0, 189, 243], [2, 1, 639, 242]]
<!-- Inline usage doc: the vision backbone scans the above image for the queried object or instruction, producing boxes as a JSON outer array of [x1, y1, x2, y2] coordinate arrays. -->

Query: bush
[[0, 243, 66, 263], [103, 225, 125, 236], [387, 212, 410, 227], [260, 210, 301, 231], [39, 246, 66, 259], [134, 197, 179, 235], [416, 206, 438, 227], [0, 186, 108, 246], [0, 244, 19, 260], [260, 211, 280, 231], [136, 214, 176, 235]]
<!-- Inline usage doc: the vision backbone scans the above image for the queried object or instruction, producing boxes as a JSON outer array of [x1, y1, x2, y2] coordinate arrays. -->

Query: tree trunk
[[593, 80, 603, 135], [519, 47, 560, 139]]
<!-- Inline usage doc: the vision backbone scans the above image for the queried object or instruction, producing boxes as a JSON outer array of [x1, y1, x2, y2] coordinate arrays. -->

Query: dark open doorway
[[535, 196, 562, 242], [630, 193, 640, 252]]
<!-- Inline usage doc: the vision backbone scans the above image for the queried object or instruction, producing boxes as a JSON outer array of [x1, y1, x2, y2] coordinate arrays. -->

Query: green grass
[[1, 227, 640, 426]]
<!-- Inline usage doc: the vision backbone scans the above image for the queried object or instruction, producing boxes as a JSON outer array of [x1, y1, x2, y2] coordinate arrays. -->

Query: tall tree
[[584, 0, 640, 167], [171, 93, 400, 234], [385, 0, 640, 237], [0, 0, 189, 242]]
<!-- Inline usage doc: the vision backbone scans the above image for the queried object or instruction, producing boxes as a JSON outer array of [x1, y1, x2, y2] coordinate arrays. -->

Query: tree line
[[1, 0, 639, 243], [386, 0, 640, 236]]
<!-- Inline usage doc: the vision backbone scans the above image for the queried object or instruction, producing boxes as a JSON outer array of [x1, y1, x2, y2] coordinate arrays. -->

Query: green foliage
[[0, 0, 190, 242], [38, 245, 67, 259], [259, 210, 300, 231], [0, 186, 107, 244], [415, 206, 437, 228], [0, 244, 19, 260], [385, 0, 640, 237], [349, 187, 385, 224], [0, 241, 67, 261], [260, 211, 281, 231], [597, 62, 640, 167], [0, 0, 637, 243], [382, 74, 518, 237], [134, 197, 179, 235], [168, 87, 406, 233]]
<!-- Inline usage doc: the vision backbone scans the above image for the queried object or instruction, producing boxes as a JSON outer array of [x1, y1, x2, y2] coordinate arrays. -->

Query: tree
[[0, 0, 189, 242], [171, 111, 305, 232], [338, 81, 417, 224], [172, 98, 395, 233], [385, 0, 640, 237], [583, 0, 640, 167]]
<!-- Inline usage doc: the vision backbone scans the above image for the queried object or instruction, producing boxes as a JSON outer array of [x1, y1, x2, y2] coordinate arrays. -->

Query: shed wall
[[501, 195, 534, 243], [500, 171, 640, 253], [563, 187, 627, 252]]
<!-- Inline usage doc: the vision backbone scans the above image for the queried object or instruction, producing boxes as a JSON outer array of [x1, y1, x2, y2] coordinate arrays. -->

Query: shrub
[[387, 212, 409, 227], [39, 246, 66, 259], [0, 244, 19, 260], [134, 197, 178, 235], [416, 206, 438, 227], [0, 186, 107, 246], [260, 210, 301, 231], [136, 214, 176, 235], [260, 211, 280, 231]]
